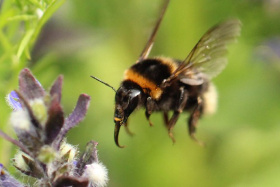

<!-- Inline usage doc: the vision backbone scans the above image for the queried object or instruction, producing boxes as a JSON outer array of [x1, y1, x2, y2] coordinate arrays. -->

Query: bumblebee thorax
[[123, 57, 178, 100]]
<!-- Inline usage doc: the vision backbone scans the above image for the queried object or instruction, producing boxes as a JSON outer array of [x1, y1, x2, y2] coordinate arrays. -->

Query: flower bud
[[60, 141, 78, 162], [29, 98, 48, 126], [13, 152, 33, 172], [37, 145, 56, 164]]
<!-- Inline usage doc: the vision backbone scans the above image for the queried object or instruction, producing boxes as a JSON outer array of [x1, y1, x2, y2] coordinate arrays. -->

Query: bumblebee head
[[114, 81, 143, 148]]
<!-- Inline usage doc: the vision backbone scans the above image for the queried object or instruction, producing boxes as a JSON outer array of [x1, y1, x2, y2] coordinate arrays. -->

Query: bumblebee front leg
[[124, 121, 134, 136], [188, 97, 204, 146], [145, 96, 156, 126], [167, 87, 188, 143]]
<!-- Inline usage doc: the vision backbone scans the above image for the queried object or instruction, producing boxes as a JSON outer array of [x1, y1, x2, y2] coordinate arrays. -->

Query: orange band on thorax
[[124, 69, 163, 100]]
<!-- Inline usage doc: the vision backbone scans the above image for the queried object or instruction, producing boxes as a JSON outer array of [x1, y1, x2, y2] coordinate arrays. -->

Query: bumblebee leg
[[145, 97, 155, 126], [167, 111, 180, 143], [124, 121, 134, 136], [145, 110, 153, 126], [167, 87, 188, 143], [163, 111, 169, 127], [188, 97, 205, 146]]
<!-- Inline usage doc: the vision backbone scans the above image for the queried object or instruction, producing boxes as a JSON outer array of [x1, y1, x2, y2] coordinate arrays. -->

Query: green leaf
[[16, 29, 34, 60], [7, 15, 37, 22], [0, 30, 12, 52], [26, 0, 45, 9], [30, 0, 66, 46]]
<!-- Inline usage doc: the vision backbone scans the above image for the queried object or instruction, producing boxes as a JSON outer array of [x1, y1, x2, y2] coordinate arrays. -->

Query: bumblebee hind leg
[[166, 87, 188, 143], [167, 111, 181, 143], [188, 97, 205, 146]]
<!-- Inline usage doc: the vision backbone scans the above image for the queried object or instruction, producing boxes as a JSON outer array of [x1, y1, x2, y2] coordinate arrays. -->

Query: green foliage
[[0, 0, 65, 71], [0, 0, 65, 164]]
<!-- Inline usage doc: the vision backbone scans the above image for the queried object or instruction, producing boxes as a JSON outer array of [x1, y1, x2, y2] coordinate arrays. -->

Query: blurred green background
[[1, 0, 280, 186]]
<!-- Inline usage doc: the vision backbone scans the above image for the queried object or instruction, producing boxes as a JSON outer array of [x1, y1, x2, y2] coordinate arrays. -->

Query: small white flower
[[10, 109, 31, 131], [83, 162, 109, 187]]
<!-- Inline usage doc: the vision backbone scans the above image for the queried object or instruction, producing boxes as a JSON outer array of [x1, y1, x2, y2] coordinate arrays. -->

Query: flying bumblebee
[[92, 0, 241, 148]]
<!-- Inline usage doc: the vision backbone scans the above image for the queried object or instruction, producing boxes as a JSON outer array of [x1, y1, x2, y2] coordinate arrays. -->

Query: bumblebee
[[95, 0, 241, 148]]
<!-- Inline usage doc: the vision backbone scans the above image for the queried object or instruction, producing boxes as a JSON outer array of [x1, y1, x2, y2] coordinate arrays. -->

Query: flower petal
[[0, 163, 25, 187], [14, 90, 41, 129], [53, 176, 89, 187], [19, 68, 45, 100], [66, 94, 91, 129], [50, 75, 63, 103], [44, 94, 64, 144], [53, 94, 90, 149], [75, 141, 98, 176], [6, 91, 22, 110]]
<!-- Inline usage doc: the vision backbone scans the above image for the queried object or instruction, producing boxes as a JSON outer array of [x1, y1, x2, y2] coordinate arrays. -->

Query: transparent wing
[[137, 0, 170, 62], [173, 19, 241, 82]]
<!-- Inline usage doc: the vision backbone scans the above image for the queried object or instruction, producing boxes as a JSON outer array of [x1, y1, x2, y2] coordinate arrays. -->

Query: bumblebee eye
[[123, 95, 129, 103], [118, 95, 129, 110]]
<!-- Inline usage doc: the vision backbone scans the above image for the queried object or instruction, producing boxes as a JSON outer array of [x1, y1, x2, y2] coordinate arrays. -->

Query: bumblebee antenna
[[90, 76, 117, 92]]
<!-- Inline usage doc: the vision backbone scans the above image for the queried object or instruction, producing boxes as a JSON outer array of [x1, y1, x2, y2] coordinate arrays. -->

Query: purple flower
[[7, 68, 91, 150], [0, 163, 4, 175], [0, 68, 108, 187], [6, 91, 22, 110], [0, 163, 25, 187]]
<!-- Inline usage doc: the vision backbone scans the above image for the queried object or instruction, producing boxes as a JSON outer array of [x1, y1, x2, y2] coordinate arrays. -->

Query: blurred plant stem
[[0, 0, 65, 165]]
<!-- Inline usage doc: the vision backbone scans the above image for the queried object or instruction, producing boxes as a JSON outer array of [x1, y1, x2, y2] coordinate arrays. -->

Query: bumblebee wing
[[168, 19, 241, 85], [137, 0, 170, 62]]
